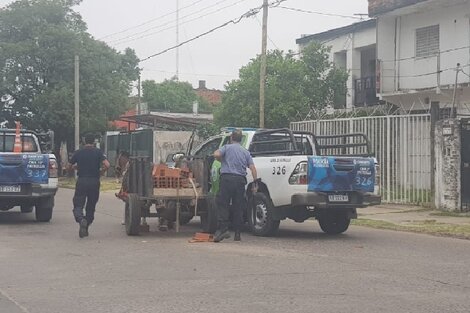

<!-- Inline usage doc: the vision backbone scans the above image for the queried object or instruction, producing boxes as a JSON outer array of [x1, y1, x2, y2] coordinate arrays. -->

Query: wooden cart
[[121, 157, 217, 236]]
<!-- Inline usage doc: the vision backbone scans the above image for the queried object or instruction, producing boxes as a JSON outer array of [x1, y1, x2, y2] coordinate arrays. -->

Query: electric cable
[[139, 0, 287, 62]]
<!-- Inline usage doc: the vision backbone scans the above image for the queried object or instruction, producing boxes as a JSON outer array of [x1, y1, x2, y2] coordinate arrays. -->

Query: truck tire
[[125, 194, 142, 236], [35, 196, 54, 222], [200, 197, 217, 234], [248, 192, 280, 237], [318, 211, 351, 235]]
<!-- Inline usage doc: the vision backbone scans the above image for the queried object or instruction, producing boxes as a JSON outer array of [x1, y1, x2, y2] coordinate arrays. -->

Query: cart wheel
[[125, 193, 142, 236], [200, 196, 217, 234]]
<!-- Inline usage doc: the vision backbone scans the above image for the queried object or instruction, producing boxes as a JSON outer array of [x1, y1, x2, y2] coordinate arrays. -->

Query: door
[[461, 120, 470, 210]]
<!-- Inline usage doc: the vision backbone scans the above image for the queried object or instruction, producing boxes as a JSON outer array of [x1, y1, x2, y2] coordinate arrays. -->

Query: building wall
[[377, 1, 470, 93], [300, 25, 377, 109], [153, 131, 194, 165]]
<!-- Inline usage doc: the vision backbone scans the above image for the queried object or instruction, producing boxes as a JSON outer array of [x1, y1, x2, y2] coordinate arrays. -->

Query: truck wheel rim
[[255, 202, 268, 229]]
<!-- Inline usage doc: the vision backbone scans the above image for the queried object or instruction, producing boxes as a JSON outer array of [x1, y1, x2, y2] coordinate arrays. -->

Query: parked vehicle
[[189, 128, 381, 236], [0, 127, 58, 222]]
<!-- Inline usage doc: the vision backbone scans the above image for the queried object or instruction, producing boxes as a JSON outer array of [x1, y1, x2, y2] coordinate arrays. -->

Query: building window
[[415, 25, 440, 58]]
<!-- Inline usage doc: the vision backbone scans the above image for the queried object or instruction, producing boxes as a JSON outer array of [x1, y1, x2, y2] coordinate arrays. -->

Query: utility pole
[[136, 71, 142, 131], [74, 55, 80, 151], [451, 63, 461, 118], [137, 73, 142, 114], [259, 0, 268, 128], [176, 0, 180, 81]]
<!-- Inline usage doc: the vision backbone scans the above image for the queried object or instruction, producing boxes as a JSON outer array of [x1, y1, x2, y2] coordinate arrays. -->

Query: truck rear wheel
[[248, 192, 280, 237], [125, 194, 142, 236], [318, 211, 351, 234], [35, 196, 54, 222]]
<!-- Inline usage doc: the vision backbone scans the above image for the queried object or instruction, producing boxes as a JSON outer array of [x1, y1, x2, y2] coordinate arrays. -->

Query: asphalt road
[[1, 189, 469, 313]]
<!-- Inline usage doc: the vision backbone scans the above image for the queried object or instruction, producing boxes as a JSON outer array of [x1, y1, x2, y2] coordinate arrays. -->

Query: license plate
[[328, 194, 349, 202], [0, 185, 21, 193]]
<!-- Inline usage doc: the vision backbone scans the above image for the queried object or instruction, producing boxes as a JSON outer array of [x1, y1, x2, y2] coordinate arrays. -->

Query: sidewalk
[[356, 204, 470, 239]]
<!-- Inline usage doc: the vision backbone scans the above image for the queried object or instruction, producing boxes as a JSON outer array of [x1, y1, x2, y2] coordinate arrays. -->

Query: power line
[[99, 0, 207, 40], [379, 63, 470, 78], [461, 69, 470, 79], [139, 0, 288, 62], [380, 45, 470, 63], [109, 0, 247, 45], [255, 15, 279, 50], [142, 68, 234, 78], [276, 6, 362, 20]]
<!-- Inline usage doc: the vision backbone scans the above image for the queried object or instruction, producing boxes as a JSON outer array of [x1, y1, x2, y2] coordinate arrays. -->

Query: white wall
[[378, 1, 470, 95], [301, 24, 377, 109], [153, 131, 194, 164]]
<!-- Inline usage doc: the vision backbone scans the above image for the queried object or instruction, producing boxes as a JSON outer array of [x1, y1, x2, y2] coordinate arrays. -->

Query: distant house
[[194, 80, 223, 106], [297, 19, 379, 109], [369, 0, 470, 115]]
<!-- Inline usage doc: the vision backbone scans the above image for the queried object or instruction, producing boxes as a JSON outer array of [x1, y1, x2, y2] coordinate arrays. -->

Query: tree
[[214, 43, 348, 128], [142, 78, 212, 114], [0, 0, 140, 145]]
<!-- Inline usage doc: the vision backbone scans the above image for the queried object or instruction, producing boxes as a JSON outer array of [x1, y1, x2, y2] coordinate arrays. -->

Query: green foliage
[[214, 43, 348, 128], [0, 0, 140, 145], [196, 123, 220, 140], [142, 78, 202, 113]]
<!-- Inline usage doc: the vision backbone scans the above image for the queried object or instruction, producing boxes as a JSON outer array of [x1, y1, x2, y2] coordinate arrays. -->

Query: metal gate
[[291, 115, 432, 205], [461, 120, 470, 210]]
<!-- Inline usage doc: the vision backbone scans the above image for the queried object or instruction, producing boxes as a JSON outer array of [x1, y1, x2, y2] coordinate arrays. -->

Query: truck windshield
[[0, 134, 38, 153]]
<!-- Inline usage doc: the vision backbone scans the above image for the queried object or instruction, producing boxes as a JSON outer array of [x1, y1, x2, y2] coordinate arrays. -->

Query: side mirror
[[173, 153, 185, 162]]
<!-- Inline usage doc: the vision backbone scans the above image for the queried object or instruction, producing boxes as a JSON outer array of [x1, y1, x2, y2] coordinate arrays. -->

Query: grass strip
[[352, 218, 470, 240]]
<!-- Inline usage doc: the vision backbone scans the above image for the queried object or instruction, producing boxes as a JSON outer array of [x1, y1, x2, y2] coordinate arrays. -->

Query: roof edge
[[296, 19, 376, 45]]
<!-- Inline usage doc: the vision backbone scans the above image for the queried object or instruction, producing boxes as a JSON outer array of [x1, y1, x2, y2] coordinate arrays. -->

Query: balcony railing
[[355, 76, 379, 107]]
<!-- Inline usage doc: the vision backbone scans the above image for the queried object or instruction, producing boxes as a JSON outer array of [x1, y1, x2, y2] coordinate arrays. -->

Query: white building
[[296, 19, 379, 109], [370, 0, 470, 115]]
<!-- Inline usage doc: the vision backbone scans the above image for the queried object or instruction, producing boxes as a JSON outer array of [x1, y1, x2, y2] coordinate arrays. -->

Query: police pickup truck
[[191, 128, 381, 236], [0, 128, 58, 222]]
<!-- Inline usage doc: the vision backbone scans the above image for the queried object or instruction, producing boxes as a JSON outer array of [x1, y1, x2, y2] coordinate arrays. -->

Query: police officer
[[213, 129, 258, 242], [69, 134, 110, 238]]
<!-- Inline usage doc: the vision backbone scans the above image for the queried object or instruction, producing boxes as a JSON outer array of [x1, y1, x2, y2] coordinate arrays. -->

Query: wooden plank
[[153, 187, 203, 198]]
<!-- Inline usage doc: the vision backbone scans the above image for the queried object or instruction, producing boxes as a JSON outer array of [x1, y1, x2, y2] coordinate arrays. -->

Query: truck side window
[[194, 137, 222, 158]]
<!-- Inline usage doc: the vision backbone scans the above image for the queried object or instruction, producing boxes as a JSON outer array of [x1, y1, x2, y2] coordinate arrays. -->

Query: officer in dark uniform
[[69, 134, 110, 238], [213, 129, 258, 242]]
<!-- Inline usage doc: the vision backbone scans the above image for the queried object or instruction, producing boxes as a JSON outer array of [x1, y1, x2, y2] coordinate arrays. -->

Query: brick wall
[[369, 0, 428, 16]]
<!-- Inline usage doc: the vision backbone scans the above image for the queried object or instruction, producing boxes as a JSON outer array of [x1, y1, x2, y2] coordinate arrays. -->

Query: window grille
[[416, 25, 439, 58]]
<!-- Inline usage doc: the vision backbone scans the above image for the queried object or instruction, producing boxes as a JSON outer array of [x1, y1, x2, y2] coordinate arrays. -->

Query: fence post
[[430, 101, 440, 208]]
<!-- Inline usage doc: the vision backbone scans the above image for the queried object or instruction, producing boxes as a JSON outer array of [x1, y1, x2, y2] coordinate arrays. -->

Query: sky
[[0, 0, 369, 90]]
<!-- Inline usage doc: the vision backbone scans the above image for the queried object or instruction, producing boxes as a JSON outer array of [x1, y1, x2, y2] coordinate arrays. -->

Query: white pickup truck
[[0, 129, 58, 222], [191, 128, 381, 236]]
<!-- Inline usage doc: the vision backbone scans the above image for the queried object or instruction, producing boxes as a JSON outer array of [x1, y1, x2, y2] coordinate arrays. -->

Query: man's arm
[[214, 149, 222, 161], [249, 164, 257, 181], [213, 145, 226, 161], [67, 152, 78, 174], [100, 159, 110, 176]]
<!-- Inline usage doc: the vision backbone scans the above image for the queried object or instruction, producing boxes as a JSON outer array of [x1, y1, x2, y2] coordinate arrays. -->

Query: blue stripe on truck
[[307, 156, 375, 192], [0, 154, 49, 184]]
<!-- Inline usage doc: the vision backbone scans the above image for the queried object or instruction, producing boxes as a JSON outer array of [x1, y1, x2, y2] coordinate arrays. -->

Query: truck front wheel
[[318, 211, 350, 234], [248, 192, 280, 237], [35, 196, 54, 222]]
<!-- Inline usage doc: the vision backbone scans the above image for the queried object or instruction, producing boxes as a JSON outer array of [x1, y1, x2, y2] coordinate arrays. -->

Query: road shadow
[[0, 210, 37, 224], [133, 219, 360, 243]]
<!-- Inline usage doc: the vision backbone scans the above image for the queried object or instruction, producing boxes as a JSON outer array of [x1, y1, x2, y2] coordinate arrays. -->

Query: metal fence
[[291, 114, 432, 205]]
